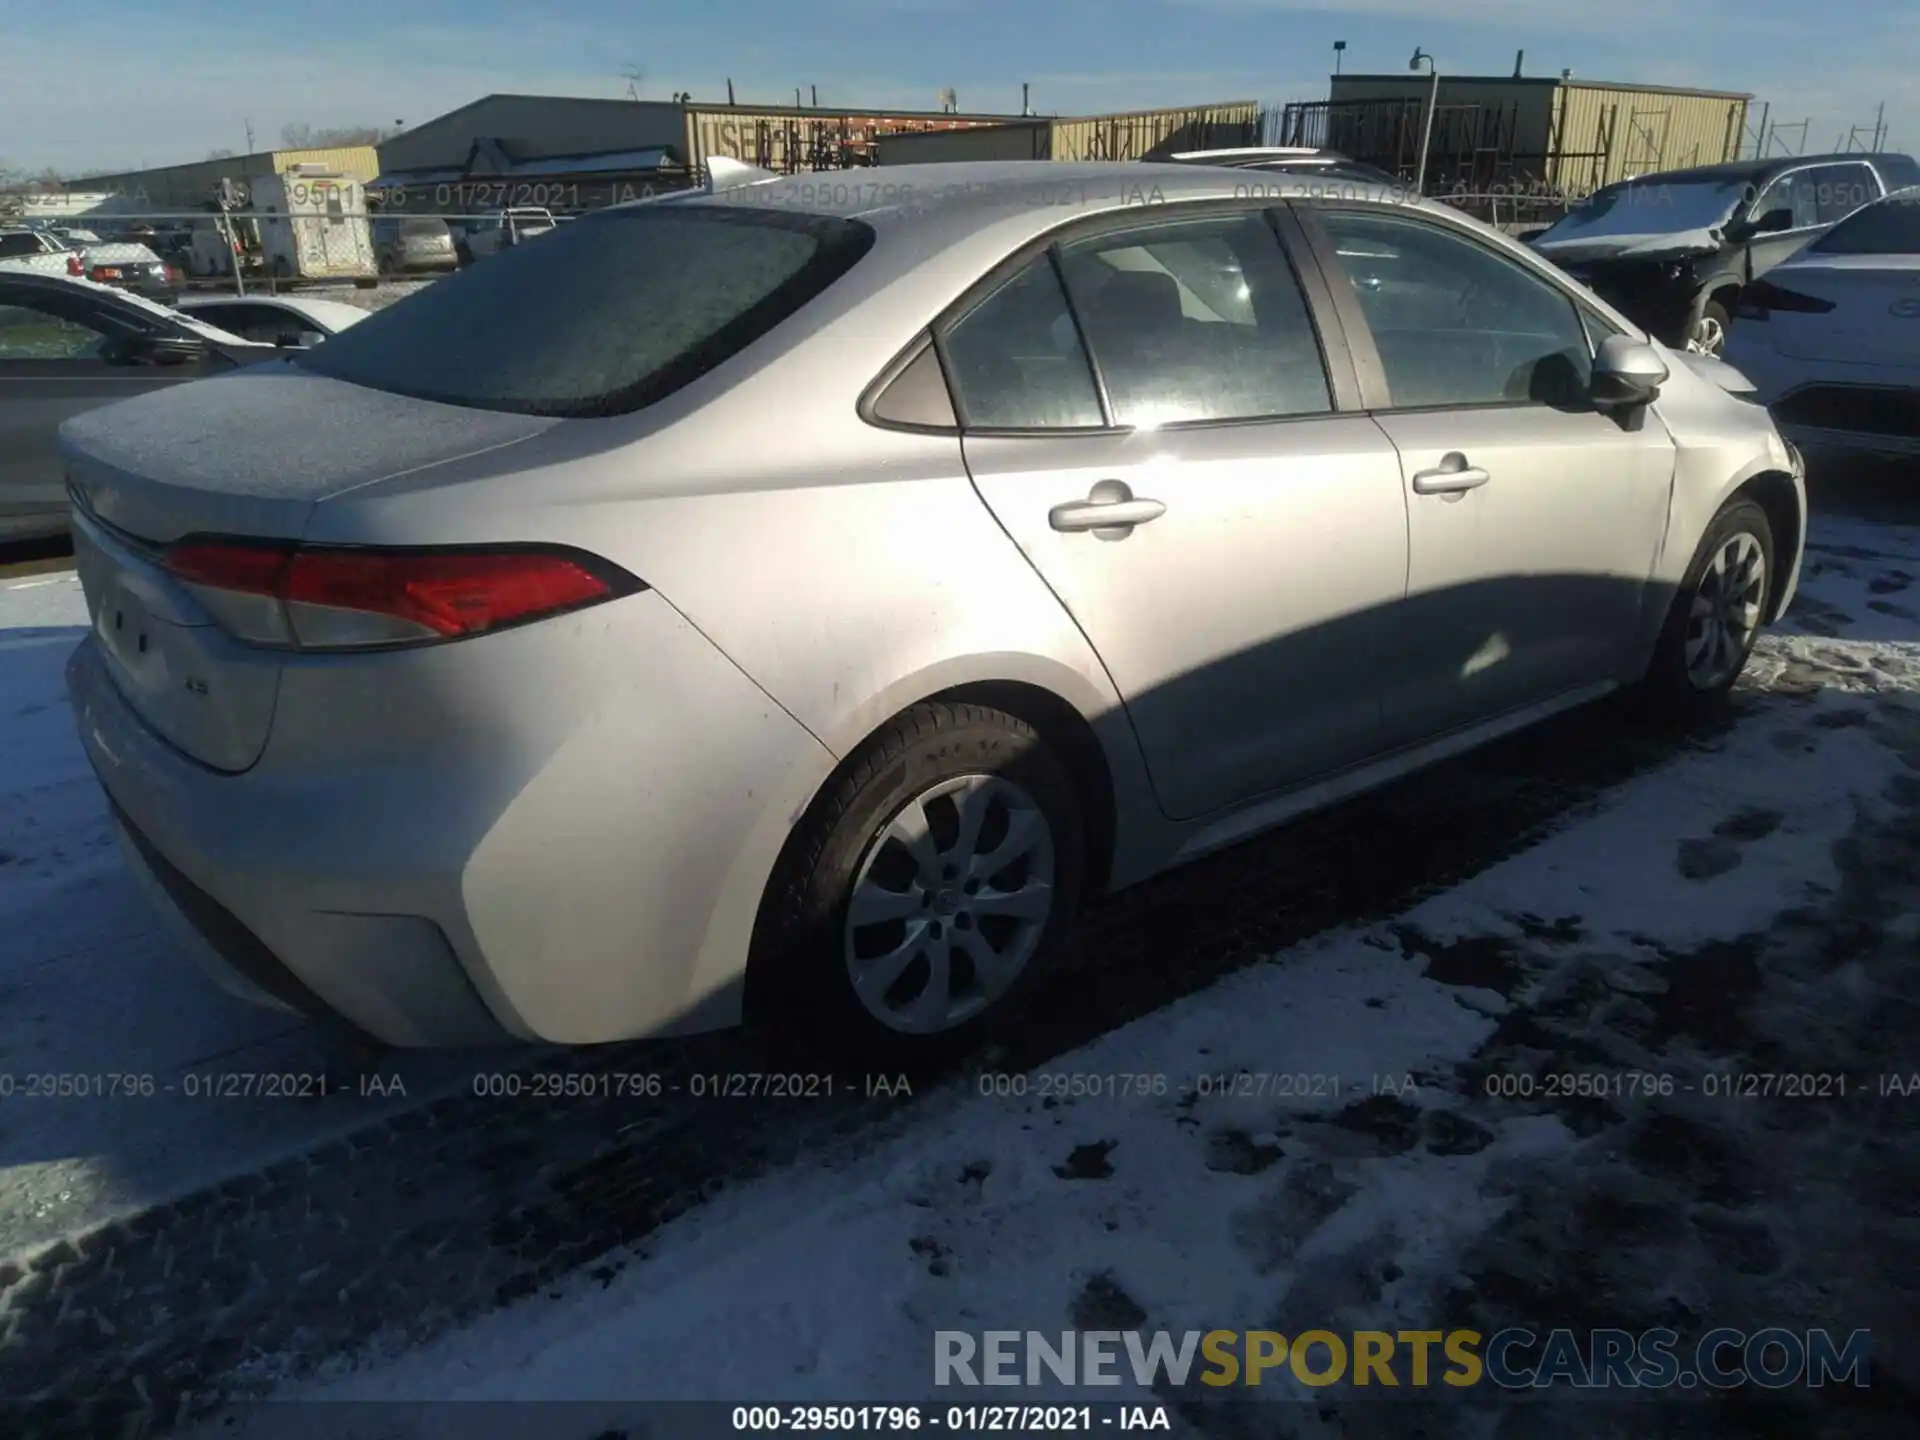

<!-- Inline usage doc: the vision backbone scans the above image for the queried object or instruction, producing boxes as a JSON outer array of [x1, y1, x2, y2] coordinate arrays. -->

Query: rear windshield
[[400, 218, 449, 236], [295, 206, 874, 417], [1807, 190, 1920, 254]]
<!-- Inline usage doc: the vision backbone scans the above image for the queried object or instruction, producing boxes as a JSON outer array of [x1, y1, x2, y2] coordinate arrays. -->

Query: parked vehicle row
[[1528, 151, 1920, 356], [50, 160, 1804, 1067], [0, 225, 180, 303], [1723, 186, 1920, 461]]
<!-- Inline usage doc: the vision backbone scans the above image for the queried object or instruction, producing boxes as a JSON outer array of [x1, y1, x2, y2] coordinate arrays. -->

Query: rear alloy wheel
[[1686, 299, 1731, 356], [752, 703, 1084, 1068], [1642, 497, 1774, 716]]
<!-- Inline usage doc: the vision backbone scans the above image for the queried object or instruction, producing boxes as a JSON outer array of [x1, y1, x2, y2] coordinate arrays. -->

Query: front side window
[[940, 258, 1103, 429], [0, 301, 110, 360], [295, 206, 873, 417], [1751, 170, 1820, 231], [1055, 212, 1332, 426], [1808, 163, 1880, 226], [1321, 210, 1591, 409]]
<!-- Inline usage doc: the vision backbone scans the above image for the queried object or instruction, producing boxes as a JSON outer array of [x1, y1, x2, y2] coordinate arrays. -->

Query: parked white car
[[459, 207, 556, 262], [1724, 186, 1920, 459], [174, 294, 370, 348]]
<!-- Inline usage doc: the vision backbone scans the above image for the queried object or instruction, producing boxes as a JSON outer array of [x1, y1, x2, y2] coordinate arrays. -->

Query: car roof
[[180, 294, 369, 328], [643, 160, 1424, 241], [1616, 152, 1913, 188]]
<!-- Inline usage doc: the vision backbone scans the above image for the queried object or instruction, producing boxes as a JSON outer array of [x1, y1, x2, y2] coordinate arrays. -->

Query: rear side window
[[295, 207, 873, 417], [1809, 162, 1879, 226], [1808, 191, 1920, 254], [941, 258, 1104, 429], [1055, 213, 1331, 425]]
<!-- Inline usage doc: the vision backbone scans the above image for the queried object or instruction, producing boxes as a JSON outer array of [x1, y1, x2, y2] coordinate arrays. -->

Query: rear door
[[1296, 204, 1676, 743], [949, 205, 1410, 820], [0, 284, 216, 540]]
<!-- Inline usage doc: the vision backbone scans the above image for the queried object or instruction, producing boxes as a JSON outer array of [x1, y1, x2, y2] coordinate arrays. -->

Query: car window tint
[[941, 258, 1103, 428], [0, 302, 110, 359], [1809, 191, 1920, 254], [0, 233, 47, 258], [1055, 213, 1331, 426], [295, 207, 872, 417], [1321, 209, 1591, 409], [1810, 163, 1880, 226], [1753, 170, 1820, 230], [1581, 308, 1623, 350]]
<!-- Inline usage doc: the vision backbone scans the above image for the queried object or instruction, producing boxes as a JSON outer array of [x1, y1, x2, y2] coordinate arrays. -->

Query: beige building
[[75, 146, 380, 212], [1295, 74, 1750, 200], [875, 103, 1261, 165]]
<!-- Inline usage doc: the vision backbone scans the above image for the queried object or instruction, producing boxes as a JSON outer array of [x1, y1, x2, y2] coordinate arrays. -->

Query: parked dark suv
[[1529, 151, 1920, 354]]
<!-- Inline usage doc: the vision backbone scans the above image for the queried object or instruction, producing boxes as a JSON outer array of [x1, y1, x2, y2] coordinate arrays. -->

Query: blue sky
[[4, 0, 1912, 175]]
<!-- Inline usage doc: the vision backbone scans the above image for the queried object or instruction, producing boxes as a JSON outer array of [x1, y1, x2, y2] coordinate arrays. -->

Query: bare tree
[[280, 122, 401, 149]]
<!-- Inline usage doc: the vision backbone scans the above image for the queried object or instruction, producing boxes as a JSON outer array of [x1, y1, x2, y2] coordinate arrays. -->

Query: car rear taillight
[[89, 265, 124, 282], [163, 539, 644, 650]]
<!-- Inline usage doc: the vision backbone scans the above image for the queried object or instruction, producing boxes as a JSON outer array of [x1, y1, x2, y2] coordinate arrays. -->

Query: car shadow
[[5, 557, 1904, 1424]]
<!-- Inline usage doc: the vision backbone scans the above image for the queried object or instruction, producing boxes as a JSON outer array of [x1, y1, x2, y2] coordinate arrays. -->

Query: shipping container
[[876, 123, 1051, 165], [1550, 84, 1748, 192], [873, 103, 1260, 166], [249, 168, 378, 281], [685, 107, 1020, 174]]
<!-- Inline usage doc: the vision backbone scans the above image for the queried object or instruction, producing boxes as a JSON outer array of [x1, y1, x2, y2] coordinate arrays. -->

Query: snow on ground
[[173, 511, 1920, 1439], [0, 572, 475, 1258]]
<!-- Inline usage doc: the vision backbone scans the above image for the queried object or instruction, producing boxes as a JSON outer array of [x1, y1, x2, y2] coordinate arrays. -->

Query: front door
[[947, 209, 1410, 820], [1303, 206, 1677, 744]]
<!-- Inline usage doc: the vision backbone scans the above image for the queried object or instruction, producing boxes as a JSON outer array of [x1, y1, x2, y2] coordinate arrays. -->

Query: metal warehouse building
[[874, 103, 1261, 164], [368, 93, 1035, 211], [73, 146, 381, 212], [1282, 73, 1750, 203]]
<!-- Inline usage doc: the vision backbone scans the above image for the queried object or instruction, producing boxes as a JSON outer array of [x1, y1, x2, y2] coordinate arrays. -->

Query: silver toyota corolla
[[60, 161, 1807, 1064]]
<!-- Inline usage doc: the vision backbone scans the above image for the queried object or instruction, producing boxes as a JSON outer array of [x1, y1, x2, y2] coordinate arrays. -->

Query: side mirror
[[1591, 334, 1668, 409], [1736, 207, 1795, 238]]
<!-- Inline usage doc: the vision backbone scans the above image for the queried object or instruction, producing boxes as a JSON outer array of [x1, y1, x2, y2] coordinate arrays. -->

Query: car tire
[[750, 702, 1085, 1071], [1688, 299, 1731, 356], [1639, 496, 1775, 719]]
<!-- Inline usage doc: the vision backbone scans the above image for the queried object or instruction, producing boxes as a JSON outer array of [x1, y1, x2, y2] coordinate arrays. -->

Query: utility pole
[[244, 119, 254, 155], [1410, 48, 1439, 195]]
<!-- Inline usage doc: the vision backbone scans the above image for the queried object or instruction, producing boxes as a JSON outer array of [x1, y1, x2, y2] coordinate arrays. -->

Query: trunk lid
[[60, 366, 561, 772], [1760, 255, 1920, 363]]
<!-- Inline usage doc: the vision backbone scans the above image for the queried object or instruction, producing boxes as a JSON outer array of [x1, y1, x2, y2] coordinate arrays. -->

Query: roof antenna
[[1513, 49, 1524, 77]]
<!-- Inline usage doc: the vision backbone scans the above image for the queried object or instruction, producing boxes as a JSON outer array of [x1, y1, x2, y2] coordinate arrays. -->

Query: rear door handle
[[1410, 457, 1491, 496], [1048, 479, 1167, 536]]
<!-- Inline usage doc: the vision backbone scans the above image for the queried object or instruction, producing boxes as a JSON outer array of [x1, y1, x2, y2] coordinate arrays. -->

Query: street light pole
[[1410, 48, 1439, 195]]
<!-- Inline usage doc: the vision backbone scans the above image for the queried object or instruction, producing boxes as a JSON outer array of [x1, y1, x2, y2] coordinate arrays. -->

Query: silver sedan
[[59, 161, 1806, 1065]]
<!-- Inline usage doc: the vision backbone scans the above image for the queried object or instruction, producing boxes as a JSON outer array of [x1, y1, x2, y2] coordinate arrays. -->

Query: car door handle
[[1048, 480, 1167, 535], [1410, 459, 1491, 495]]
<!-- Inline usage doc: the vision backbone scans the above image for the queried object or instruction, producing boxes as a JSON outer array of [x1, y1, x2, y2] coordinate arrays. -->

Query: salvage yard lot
[[2, 494, 1918, 1437]]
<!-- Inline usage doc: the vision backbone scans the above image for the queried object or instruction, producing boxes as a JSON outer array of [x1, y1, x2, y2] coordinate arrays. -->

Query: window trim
[[1748, 161, 1883, 237], [922, 197, 1364, 438], [857, 331, 959, 435], [1290, 200, 1611, 416], [294, 204, 875, 419]]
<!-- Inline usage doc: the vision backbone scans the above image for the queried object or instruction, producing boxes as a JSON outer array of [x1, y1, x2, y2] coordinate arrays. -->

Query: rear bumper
[[65, 590, 836, 1049]]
